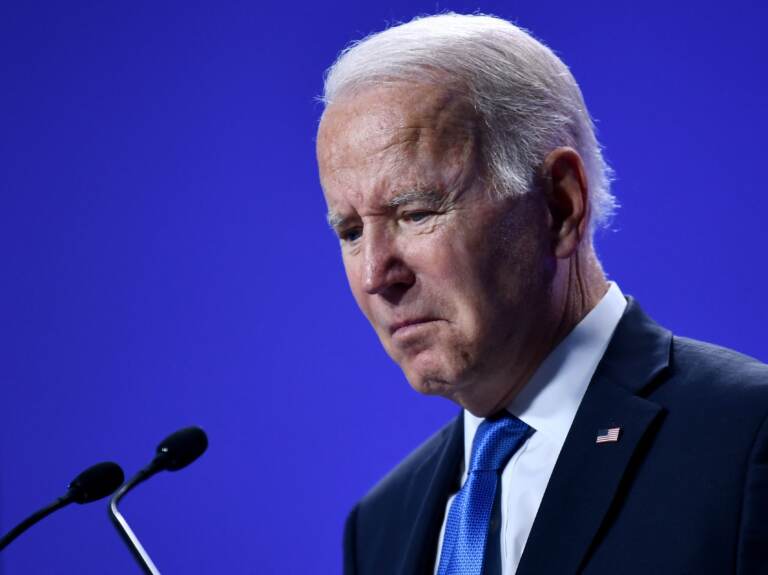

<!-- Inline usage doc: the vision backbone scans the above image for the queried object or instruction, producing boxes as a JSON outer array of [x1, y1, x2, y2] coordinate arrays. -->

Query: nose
[[362, 225, 415, 300]]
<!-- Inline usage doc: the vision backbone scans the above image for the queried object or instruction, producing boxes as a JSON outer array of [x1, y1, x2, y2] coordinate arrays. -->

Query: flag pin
[[596, 427, 621, 444]]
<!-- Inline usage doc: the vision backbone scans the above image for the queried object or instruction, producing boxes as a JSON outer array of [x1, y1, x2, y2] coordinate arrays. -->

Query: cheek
[[343, 257, 369, 313], [420, 237, 490, 318], [422, 231, 542, 350], [409, 267, 490, 361]]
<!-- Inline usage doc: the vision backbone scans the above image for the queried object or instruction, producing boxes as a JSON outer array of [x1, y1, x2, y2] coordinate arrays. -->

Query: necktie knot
[[469, 412, 531, 472]]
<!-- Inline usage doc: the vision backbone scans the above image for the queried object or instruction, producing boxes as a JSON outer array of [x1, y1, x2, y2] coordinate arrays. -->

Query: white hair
[[322, 13, 616, 233]]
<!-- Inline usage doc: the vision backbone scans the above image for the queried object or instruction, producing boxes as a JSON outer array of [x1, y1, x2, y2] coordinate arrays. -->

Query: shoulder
[[344, 414, 463, 574], [649, 335, 768, 449], [614, 297, 768, 406], [669, 335, 768, 395], [360, 414, 461, 509]]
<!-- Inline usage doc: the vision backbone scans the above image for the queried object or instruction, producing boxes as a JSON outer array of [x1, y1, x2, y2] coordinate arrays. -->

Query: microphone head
[[154, 426, 208, 472], [67, 461, 125, 504]]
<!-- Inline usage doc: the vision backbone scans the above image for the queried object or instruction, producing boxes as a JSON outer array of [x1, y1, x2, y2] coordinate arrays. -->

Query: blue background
[[1, 1, 766, 573]]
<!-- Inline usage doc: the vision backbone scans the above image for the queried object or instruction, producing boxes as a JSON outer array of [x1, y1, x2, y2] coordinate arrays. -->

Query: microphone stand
[[108, 466, 161, 575], [107, 427, 207, 574], [0, 496, 69, 551]]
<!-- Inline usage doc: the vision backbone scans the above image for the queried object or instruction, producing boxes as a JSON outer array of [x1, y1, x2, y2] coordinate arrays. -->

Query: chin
[[406, 376, 456, 399], [389, 338, 477, 396], [402, 354, 501, 415], [401, 358, 466, 399]]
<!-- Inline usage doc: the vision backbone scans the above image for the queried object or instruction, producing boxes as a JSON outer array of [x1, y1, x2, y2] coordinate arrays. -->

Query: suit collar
[[516, 297, 672, 574], [398, 410, 464, 575], [595, 296, 672, 396]]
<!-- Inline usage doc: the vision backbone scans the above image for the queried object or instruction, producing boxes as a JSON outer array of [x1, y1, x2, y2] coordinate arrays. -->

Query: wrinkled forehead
[[316, 83, 478, 177]]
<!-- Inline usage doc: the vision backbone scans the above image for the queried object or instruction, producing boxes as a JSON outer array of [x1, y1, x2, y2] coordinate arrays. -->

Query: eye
[[402, 211, 434, 224], [339, 226, 362, 243]]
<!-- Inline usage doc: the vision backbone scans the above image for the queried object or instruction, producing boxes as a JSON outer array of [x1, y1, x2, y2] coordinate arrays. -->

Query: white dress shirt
[[434, 282, 627, 574]]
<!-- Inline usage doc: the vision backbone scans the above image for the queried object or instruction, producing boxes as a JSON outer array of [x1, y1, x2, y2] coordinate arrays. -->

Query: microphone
[[0, 461, 124, 551], [109, 426, 208, 575]]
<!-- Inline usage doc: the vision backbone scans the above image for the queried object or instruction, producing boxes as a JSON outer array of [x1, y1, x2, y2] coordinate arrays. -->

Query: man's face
[[317, 83, 557, 414]]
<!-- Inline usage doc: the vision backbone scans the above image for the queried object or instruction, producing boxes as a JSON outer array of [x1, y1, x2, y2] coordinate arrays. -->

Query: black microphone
[[109, 426, 208, 575], [0, 461, 124, 551]]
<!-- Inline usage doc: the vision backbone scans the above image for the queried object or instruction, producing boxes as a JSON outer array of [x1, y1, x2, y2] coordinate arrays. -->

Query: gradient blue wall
[[1, 1, 766, 573]]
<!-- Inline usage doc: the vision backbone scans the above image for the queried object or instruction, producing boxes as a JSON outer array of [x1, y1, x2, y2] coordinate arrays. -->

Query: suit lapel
[[398, 411, 464, 575], [516, 298, 672, 575]]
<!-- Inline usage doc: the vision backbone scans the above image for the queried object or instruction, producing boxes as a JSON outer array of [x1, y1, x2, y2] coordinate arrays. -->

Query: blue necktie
[[436, 412, 532, 575]]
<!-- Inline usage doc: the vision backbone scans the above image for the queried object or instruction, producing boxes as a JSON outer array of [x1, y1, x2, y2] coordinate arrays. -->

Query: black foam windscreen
[[68, 461, 125, 504], [154, 426, 208, 471]]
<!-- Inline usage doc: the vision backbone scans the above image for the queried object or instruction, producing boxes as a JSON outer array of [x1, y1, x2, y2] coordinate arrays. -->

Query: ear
[[540, 147, 590, 259]]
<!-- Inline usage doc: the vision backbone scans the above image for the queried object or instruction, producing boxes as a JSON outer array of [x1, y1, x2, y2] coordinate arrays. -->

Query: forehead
[[317, 83, 478, 207]]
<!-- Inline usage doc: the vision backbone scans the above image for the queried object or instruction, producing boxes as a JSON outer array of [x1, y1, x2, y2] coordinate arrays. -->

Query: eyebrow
[[386, 189, 444, 209], [326, 189, 445, 230]]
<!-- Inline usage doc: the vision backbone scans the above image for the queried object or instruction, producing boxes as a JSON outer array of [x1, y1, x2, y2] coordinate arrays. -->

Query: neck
[[463, 246, 608, 417], [552, 244, 609, 345]]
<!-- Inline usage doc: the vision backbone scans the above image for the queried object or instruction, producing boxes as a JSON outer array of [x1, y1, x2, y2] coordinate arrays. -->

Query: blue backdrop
[[1, 1, 766, 573]]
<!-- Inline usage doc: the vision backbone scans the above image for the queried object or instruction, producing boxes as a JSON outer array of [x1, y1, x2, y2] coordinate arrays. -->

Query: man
[[316, 13, 768, 575]]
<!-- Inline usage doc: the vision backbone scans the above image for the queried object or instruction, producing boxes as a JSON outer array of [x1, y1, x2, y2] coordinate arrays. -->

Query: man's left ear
[[540, 147, 590, 259]]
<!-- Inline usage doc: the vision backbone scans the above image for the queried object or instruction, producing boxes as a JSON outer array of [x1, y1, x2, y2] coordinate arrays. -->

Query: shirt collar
[[463, 282, 628, 469]]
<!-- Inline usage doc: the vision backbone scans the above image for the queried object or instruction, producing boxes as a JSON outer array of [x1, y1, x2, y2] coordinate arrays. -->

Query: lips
[[389, 318, 439, 336]]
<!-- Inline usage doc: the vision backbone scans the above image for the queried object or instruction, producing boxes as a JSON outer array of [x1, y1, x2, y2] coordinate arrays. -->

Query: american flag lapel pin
[[596, 427, 621, 444]]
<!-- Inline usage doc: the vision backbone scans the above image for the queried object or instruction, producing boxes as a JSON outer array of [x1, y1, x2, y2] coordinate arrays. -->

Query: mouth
[[389, 318, 440, 337]]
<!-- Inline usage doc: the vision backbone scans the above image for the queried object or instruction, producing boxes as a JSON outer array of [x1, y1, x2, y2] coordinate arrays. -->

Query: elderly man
[[316, 13, 768, 575]]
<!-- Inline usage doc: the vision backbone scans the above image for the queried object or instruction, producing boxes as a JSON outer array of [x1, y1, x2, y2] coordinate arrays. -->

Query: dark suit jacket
[[343, 299, 768, 574]]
